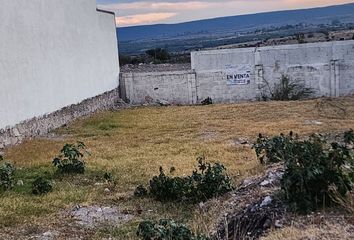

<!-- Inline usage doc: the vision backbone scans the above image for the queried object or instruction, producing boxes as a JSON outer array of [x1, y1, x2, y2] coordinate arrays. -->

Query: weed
[[0, 161, 15, 190], [148, 157, 233, 202], [137, 219, 209, 240], [253, 132, 295, 165], [32, 177, 53, 195], [52, 142, 88, 174], [254, 132, 354, 212], [260, 75, 315, 101]]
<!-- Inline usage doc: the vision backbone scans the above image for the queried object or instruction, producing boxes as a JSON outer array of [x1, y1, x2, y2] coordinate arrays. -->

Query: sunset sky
[[96, 0, 354, 27]]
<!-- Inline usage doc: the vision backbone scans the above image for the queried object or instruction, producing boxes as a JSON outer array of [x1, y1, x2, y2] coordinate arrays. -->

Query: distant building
[[0, 0, 119, 130]]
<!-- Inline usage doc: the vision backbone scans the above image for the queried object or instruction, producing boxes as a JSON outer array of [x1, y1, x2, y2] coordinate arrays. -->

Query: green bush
[[148, 157, 233, 202], [253, 132, 295, 165], [52, 142, 88, 174], [255, 132, 354, 213], [0, 161, 15, 190], [32, 177, 53, 195], [137, 219, 209, 240]]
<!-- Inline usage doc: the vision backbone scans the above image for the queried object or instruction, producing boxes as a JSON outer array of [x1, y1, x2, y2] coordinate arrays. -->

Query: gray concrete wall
[[0, 0, 119, 130], [120, 71, 197, 105], [120, 40, 354, 105], [192, 40, 354, 102]]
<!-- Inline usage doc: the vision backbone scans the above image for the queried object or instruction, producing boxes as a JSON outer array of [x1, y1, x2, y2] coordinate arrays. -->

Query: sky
[[96, 0, 354, 27]]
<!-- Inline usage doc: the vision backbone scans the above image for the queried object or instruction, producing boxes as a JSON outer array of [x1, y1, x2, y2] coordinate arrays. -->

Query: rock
[[11, 128, 21, 137], [35, 230, 60, 240], [260, 196, 273, 207], [275, 220, 283, 228], [156, 99, 170, 106], [17, 180, 24, 186], [69, 205, 134, 228], [305, 120, 323, 125], [263, 219, 272, 229], [199, 202, 205, 210], [260, 179, 271, 187], [104, 188, 111, 193]]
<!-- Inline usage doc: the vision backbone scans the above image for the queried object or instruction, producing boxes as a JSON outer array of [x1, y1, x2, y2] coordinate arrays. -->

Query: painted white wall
[[0, 0, 119, 129]]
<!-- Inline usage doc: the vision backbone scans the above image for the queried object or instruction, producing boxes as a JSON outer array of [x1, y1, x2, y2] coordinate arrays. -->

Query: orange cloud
[[116, 12, 177, 26], [103, 1, 209, 11]]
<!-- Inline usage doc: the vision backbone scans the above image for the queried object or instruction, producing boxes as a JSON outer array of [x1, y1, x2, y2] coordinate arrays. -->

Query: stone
[[260, 180, 271, 187], [260, 196, 272, 207], [17, 180, 24, 186], [275, 220, 283, 228], [156, 99, 170, 106], [69, 205, 134, 228], [11, 127, 21, 137], [304, 120, 323, 125]]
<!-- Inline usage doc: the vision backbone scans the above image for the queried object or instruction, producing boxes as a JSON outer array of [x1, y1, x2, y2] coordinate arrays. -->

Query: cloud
[[99, 1, 210, 14], [116, 12, 177, 26], [97, 0, 354, 26]]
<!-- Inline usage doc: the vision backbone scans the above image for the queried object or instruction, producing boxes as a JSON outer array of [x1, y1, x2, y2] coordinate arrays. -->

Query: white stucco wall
[[0, 0, 119, 129]]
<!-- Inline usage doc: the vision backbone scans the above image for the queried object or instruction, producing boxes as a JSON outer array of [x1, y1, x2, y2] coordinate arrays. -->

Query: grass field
[[1, 97, 354, 239]]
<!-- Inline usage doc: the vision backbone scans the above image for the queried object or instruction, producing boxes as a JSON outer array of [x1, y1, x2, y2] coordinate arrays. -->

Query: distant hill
[[117, 3, 354, 41]]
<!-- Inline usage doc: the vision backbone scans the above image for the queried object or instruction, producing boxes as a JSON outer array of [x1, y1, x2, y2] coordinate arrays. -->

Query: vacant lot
[[1, 97, 354, 239]]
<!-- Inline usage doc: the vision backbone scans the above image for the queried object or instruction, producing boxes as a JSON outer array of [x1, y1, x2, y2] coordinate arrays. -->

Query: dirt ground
[[1, 97, 354, 239]]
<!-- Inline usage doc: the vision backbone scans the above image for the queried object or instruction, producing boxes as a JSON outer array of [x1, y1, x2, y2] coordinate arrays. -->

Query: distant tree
[[119, 55, 132, 66], [352, 33, 354, 40], [145, 48, 170, 62], [296, 33, 306, 44], [331, 19, 341, 26]]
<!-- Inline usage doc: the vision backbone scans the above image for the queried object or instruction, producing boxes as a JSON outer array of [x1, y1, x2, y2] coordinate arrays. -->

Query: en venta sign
[[225, 65, 252, 85]]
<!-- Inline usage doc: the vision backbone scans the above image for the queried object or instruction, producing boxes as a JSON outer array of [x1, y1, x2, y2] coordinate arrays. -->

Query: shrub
[[253, 132, 295, 165], [53, 142, 88, 174], [137, 219, 209, 240], [254, 132, 354, 212], [0, 161, 15, 190], [256, 132, 354, 213], [148, 157, 233, 202], [201, 97, 213, 105], [189, 157, 233, 201], [32, 177, 53, 195], [259, 75, 315, 101], [271, 75, 315, 101], [149, 167, 189, 201]]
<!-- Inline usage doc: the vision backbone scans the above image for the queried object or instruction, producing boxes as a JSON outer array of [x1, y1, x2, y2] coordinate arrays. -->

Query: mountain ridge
[[117, 3, 354, 41]]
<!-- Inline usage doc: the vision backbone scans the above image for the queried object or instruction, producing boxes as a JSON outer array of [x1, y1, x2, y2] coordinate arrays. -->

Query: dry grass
[[262, 221, 354, 240], [1, 97, 354, 238]]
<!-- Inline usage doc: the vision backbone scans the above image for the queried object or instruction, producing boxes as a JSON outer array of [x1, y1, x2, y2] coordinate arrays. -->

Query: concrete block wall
[[120, 40, 354, 105], [120, 71, 197, 105], [192, 40, 354, 102]]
